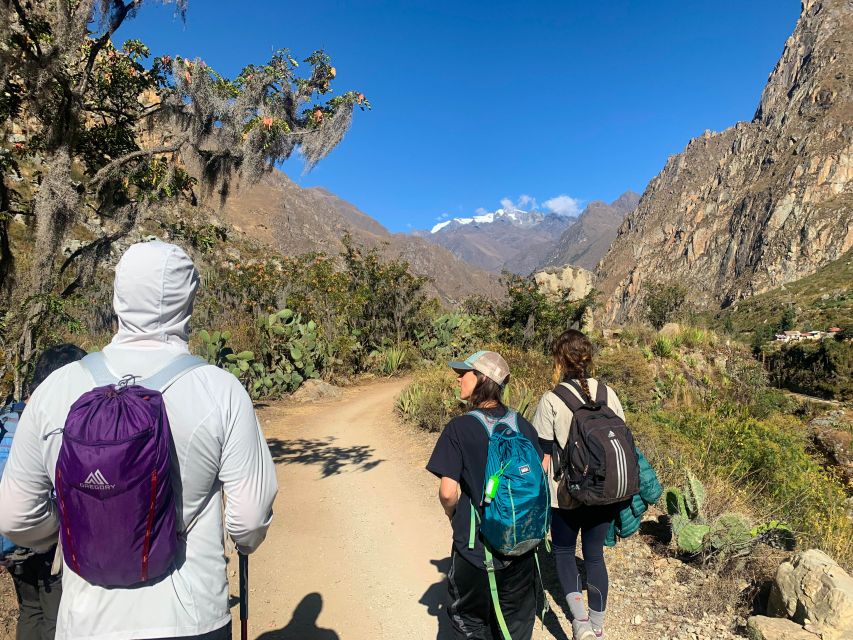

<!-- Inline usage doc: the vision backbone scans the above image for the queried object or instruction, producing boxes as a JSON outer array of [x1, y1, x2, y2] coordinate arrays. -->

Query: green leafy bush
[[643, 282, 688, 329], [396, 368, 462, 432], [766, 338, 852, 401]]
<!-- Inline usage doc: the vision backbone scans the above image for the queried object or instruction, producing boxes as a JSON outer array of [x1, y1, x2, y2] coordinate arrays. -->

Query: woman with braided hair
[[532, 330, 629, 640]]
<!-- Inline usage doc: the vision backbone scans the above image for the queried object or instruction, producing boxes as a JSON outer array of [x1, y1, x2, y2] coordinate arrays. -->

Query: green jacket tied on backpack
[[604, 449, 662, 547]]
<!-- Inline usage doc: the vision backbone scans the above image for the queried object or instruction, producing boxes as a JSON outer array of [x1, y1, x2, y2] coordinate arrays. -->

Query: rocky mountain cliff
[[596, 0, 853, 323], [542, 192, 640, 270], [220, 171, 502, 304]]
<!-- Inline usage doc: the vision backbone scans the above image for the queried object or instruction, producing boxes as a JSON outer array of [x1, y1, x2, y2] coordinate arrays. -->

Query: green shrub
[[371, 344, 409, 376], [643, 282, 688, 329], [652, 336, 675, 359], [766, 338, 852, 401], [595, 346, 656, 412], [678, 327, 717, 349], [396, 368, 463, 432]]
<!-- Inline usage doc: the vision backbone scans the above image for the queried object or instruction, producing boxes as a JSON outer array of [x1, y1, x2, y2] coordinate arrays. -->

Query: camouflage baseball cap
[[448, 350, 510, 386]]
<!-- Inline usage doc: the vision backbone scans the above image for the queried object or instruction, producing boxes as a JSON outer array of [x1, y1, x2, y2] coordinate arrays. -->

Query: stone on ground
[[766, 549, 853, 640], [288, 379, 343, 403], [746, 616, 818, 640]]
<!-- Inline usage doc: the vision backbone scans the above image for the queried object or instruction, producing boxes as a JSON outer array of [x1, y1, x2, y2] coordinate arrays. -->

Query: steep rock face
[[533, 265, 594, 301], [596, 0, 853, 323], [221, 171, 502, 304], [543, 192, 640, 270]]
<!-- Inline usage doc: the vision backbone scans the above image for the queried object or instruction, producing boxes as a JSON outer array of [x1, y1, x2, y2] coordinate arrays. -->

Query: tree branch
[[88, 136, 188, 187], [75, 0, 143, 97]]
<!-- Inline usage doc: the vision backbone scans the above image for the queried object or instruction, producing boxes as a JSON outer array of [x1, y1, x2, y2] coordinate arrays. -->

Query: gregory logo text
[[80, 469, 115, 490]]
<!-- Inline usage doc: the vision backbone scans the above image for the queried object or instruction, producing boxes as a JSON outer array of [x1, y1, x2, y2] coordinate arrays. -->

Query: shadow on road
[[419, 557, 454, 639], [255, 592, 339, 640], [266, 437, 384, 477]]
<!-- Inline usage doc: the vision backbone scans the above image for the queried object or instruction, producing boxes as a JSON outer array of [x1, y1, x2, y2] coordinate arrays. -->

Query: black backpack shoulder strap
[[594, 379, 608, 406], [551, 383, 587, 413]]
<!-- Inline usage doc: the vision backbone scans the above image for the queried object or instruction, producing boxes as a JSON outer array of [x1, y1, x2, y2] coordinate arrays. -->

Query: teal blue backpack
[[468, 409, 551, 639]]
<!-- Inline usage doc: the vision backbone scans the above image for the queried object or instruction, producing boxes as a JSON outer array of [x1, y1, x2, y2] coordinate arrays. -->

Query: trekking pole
[[239, 552, 249, 640]]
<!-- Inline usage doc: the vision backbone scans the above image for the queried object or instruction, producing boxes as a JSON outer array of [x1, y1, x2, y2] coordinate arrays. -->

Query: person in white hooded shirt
[[0, 241, 279, 640]]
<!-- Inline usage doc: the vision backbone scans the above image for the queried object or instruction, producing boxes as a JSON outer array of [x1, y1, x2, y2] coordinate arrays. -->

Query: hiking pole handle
[[239, 552, 249, 640]]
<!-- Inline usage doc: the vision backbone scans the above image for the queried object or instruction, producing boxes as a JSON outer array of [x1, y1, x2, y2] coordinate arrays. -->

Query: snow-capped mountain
[[429, 208, 553, 234], [413, 193, 638, 275]]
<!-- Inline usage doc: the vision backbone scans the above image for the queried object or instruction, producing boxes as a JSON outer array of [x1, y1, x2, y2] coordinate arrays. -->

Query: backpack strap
[[80, 352, 207, 392], [551, 383, 589, 413], [467, 409, 519, 436], [595, 379, 609, 406], [484, 545, 512, 640], [142, 355, 207, 392], [80, 352, 119, 387]]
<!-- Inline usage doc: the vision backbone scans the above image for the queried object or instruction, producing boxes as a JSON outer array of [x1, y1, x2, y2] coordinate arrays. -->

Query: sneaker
[[571, 618, 596, 640]]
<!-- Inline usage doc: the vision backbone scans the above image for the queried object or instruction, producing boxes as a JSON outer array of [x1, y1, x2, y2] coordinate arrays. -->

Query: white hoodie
[[0, 241, 279, 640]]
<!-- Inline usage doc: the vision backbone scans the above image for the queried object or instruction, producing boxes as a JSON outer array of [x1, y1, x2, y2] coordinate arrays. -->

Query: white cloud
[[499, 195, 539, 211], [436, 212, 451, 220], [543, 194, 582, 217], [474, 207, 488, 216], [518, 194, 537, 209]]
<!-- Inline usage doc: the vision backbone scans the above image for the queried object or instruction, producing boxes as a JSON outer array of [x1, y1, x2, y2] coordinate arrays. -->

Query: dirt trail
[[228, 378, 454, 640]]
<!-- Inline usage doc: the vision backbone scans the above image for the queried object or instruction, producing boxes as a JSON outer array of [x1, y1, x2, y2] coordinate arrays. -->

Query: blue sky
[[121, 1, 800, 232]]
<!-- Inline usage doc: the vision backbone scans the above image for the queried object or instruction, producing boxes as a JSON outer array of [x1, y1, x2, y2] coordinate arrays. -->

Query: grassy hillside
[[714, 249, 853, 338]]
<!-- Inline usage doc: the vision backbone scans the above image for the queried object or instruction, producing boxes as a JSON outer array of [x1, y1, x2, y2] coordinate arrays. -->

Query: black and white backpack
[[552, 380, 639, 506]]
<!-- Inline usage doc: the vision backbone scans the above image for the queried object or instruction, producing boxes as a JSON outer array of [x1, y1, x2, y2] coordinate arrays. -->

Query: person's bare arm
[[439, 476, 460, 521], [542, 453, 551, 474]]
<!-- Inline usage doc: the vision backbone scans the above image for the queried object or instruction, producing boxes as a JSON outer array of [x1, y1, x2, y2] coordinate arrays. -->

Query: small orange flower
[[313, 109, 323, 123], [262, 116, 274, 128], [329, 66, 336, 78]]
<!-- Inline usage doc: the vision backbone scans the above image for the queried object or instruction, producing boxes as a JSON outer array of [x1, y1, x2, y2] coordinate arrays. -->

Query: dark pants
[[11, 551, 61, 640], [143, 622, 231, 640], [551, 505, 620, 612], [446, 548, 536, 640]]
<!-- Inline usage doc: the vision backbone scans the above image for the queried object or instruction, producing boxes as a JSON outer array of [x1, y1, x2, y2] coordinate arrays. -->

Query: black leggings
[[550, 505, 618, 612]]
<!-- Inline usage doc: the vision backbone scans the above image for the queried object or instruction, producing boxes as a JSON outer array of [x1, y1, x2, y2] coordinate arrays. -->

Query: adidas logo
[[79, 469, 115, 490], [608, 430, 616, 438]]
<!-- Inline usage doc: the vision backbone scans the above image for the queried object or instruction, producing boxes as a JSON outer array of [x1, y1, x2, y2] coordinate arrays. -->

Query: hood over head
[[111, 241, 199, 347]]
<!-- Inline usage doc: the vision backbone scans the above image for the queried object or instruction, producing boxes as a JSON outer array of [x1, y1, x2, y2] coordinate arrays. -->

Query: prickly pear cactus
[[752, 520, 796, 551], [198, 308, 327, 399], [684, 471, 706, 520], [198, 329, 234, 367], [665, 487, 688, 519], [677, 522, 711, 554], [708, 512, 754, 557]]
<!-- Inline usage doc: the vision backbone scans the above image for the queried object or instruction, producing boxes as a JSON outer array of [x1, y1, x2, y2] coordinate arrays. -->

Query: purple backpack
[[55, 352, 206, 587]]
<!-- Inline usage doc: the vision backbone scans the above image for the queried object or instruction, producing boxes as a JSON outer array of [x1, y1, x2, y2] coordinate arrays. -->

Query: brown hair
[[552, 329, 594, 400], [469, 371, 505, 409]]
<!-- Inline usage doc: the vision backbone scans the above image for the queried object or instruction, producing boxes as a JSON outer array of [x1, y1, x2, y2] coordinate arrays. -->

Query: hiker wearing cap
[[427, 351, 548, 640], [532, 330, 635, 640], [0, 241, 278, 640], [1, 344, 86, 640]]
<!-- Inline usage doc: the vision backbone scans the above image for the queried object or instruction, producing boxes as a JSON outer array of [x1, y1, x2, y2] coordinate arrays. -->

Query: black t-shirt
[[426, 406, 544, 568]]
